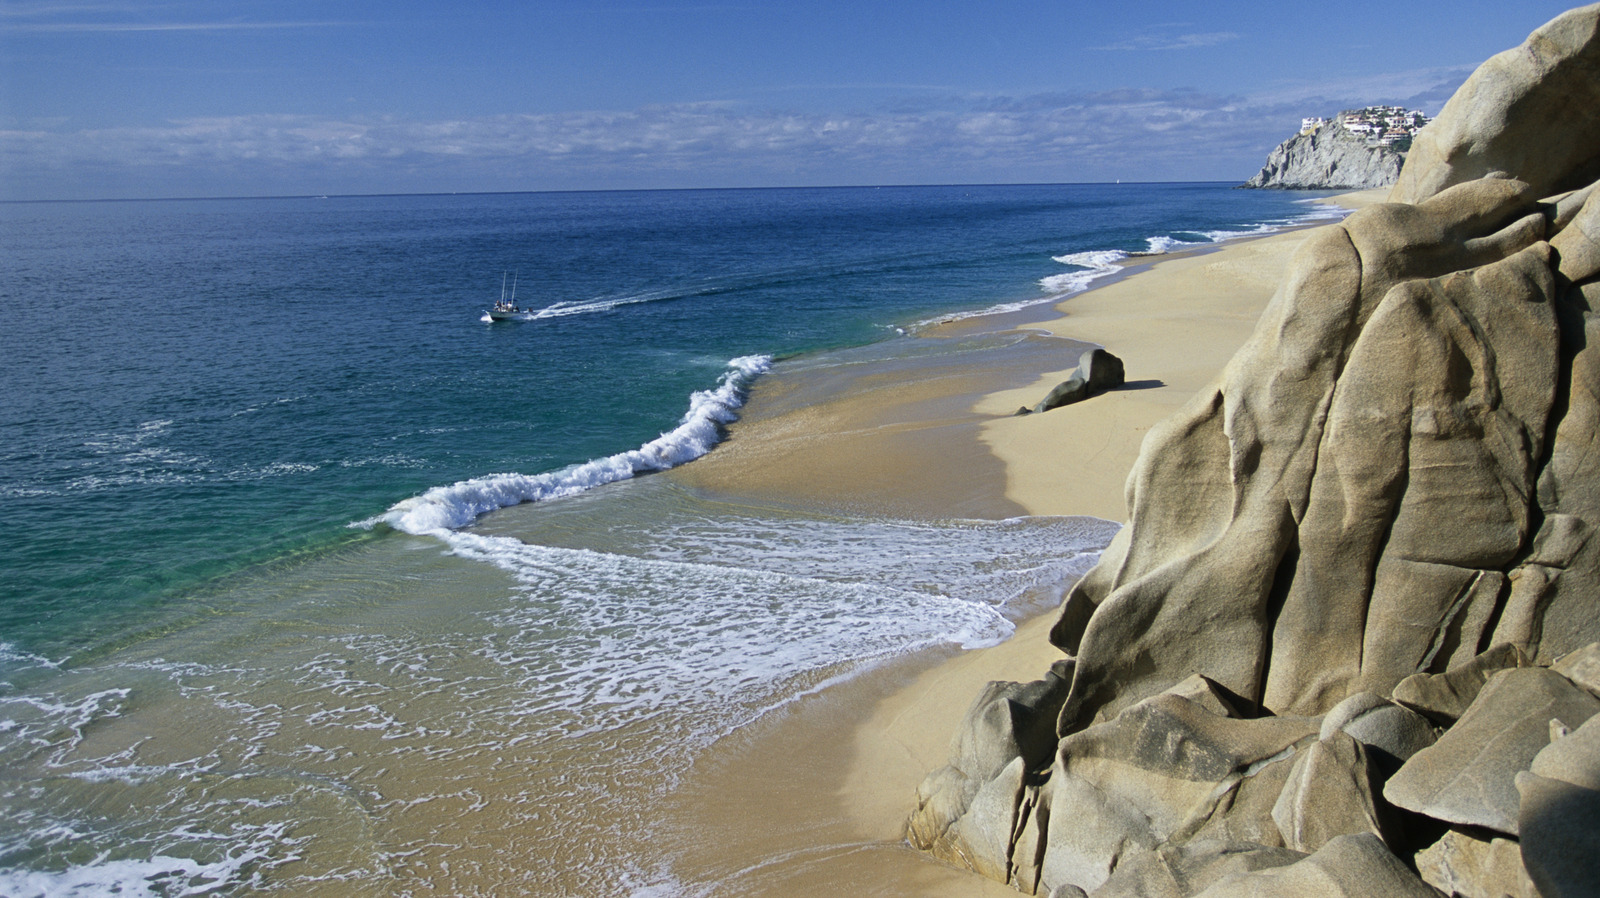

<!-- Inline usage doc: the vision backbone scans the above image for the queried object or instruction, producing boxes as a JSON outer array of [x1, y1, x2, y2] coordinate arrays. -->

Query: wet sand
[[657, 189, 1387, 895]]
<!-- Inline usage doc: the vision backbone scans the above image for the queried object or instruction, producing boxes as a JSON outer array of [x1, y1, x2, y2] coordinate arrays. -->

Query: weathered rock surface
[[1190, 833, 1441, 898], [1512, 715, 1600, 897], [1392, 4, 1600, 203], [909, 660, 1073, 868], [1529, 711, 1600, 788], [1552, 641, 1600, 695], [1031, 694, 1316, 892], [1383, 667, 1600, 835], [1319, 691, 1438, 769], [1089, 841, 1305, 898], [1517, 770, 1600, 898], [1243, 125, 1406, 190], [909, 6, 1600, 898], [1392, 643, 1532, 725], [1415, 829, 1538, 898], [1270, 732, 1386, 854]]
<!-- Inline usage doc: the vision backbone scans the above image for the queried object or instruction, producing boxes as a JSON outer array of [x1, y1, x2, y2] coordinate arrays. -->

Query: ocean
[[0, 183, 1342, 895]]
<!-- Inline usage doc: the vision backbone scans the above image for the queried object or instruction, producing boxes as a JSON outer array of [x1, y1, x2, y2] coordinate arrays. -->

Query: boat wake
[[528, 293, 671, 320]]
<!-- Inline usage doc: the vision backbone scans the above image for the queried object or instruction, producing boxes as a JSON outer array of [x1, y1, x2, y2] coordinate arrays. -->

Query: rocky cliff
[[911, 6, 1600, 897], [1243, 125, 1405, 190]]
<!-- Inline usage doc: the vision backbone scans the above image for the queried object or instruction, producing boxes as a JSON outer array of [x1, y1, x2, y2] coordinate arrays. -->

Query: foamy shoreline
[[659, 188, 1389, 896]]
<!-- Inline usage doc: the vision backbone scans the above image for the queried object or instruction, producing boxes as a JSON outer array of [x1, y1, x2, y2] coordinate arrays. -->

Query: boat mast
[[511, 271, 518, 308]]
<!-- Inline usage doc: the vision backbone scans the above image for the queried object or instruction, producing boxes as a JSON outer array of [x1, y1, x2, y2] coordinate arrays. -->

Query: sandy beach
[[660, 189, 1388, 895]]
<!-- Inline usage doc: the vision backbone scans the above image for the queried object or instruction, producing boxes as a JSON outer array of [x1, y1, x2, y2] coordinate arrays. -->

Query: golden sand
[[658, 189, 1386, 895]]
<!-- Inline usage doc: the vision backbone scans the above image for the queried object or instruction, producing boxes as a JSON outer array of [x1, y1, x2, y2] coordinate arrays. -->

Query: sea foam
[[1039, 249, 1130, 296], [362, 355, 771, 535], [0, 510, 1117, 897], [1033, 201, 1359, 300], [422, 513, 1119, 741], [0, 850, 272, 898]]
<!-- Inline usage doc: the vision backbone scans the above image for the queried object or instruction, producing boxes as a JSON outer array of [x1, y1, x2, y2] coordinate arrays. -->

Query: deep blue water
[[0, 184, 1335, 660]]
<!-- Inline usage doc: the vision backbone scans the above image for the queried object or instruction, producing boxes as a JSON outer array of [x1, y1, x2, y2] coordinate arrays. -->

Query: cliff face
[[911, 6, 1600, 897], [1243, 126, 1405, 190]]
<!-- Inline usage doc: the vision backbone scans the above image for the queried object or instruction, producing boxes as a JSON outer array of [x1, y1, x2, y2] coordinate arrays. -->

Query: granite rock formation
[[1243, 125, 1406, 190], [911, 6, 1600, 896], [1392, 7, 1600, 204]]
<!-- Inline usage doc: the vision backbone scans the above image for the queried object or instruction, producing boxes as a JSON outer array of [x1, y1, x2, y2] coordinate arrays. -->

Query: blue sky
[[0, 1, 1585, 199]]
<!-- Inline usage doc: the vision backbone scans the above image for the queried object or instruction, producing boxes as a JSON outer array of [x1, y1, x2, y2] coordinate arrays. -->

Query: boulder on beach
[[1019, 348, 1126, 415], [910, 6, 1600, 897]]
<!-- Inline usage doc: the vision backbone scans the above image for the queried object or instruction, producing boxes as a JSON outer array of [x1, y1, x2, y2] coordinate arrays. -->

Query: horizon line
[[2, 178, 1281, 205]]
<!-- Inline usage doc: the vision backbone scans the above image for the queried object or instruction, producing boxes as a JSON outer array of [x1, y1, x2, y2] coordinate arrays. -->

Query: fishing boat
[[485, 272, 526, 320]]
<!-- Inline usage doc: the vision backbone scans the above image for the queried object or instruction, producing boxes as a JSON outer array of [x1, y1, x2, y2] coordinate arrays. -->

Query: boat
[[485, 272, 527, 320]]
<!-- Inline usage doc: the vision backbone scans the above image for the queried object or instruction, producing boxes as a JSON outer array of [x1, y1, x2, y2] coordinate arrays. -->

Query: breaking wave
[[1039, 249, 1131, 295], [361, 355, 772, 535], [921, 198, 1358, 330]]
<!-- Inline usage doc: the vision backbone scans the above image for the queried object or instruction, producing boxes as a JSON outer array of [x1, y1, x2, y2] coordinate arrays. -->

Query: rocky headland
[[909, 6, 1600, 897], [1242, 123, 1408, 190]]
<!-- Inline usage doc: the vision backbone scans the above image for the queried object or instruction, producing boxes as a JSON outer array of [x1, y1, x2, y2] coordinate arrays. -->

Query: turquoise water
[[0, 184, 1342, 894]]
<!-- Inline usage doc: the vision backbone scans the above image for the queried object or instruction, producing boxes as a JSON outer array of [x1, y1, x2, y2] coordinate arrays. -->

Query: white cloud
[[3, 20, 346, 32], [1090, 30, 1241, 51], [0, 1, 350, 32], [0, 68, 1476, 199], [1248, 65, 1477, 114]]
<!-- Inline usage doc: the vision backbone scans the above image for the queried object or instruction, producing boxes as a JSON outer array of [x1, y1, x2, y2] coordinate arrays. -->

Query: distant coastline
[[1243, 104, 1432, 190]]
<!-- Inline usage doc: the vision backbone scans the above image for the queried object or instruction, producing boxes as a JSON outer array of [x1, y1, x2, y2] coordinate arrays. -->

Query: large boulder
[[1392, 643, 1532, 725], [1384, 667, 1600, 835], [1392, 4, 1600, 203], [911, 7, 1600, 898], [1089, 841, 1305, 898], [1270, 732, 1386, 853], [1413, 830, 1537, 898], [1031, 694, 1317, 893], [1030, 348, 1126, 414], [1318, 692, 1437, 770], [1517, 714, 1600, 898], [1190, 834, 1441, 898], [909, 660, 1074, 865], [1047, 177, 1555, 735]]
